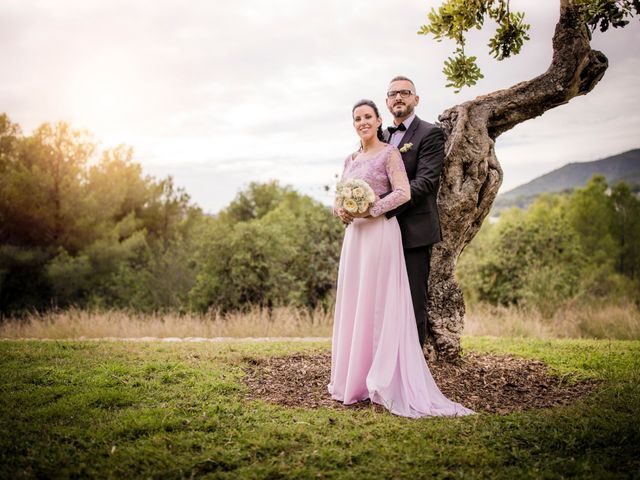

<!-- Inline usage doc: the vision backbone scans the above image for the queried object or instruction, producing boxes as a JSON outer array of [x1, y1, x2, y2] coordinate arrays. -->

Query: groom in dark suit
[[383, 75, 445, 348]]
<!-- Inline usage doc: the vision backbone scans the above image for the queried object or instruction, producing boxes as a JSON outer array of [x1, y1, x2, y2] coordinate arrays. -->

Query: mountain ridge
[[494, 148, 640, 211]]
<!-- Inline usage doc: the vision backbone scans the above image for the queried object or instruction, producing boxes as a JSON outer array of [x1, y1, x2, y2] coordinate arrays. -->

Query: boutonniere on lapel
[[399, 143, 413, 153]]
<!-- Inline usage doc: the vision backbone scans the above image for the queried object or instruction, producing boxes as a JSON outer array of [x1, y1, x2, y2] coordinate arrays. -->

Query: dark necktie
[[388, 123, 406, 135]]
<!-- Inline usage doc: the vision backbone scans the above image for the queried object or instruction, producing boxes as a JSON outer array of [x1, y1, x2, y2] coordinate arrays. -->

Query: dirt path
[[243, 350, 602, 415]]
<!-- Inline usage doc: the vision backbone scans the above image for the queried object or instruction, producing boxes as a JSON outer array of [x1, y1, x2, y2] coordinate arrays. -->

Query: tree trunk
[[425, 0, 609, 362]]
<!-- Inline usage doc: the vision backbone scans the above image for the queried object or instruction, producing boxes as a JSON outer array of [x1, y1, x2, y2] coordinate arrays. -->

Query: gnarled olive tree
[[423, 0, 638, 361]]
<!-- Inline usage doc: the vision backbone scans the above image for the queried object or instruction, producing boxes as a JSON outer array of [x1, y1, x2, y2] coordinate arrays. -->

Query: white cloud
[[1, 0, 638, 212]]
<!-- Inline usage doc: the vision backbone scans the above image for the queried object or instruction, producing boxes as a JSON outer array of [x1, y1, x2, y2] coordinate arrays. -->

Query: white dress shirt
[[388, 113, 416, 148]]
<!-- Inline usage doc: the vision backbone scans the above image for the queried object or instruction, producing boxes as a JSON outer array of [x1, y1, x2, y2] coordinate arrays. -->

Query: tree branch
[[444, 0, 609, 139], [425, 0, 613, 361]]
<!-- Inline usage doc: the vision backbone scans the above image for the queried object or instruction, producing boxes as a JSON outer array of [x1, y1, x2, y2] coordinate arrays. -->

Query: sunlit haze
[[2, 0, 639, 212]]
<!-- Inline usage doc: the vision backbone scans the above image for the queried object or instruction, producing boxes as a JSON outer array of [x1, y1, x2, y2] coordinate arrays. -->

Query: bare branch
[[445, 0, 609, 139]]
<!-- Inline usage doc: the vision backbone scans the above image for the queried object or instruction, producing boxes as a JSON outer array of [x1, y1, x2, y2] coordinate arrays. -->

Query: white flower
[[343, 198, 358, 213], [352, 186, 365, 199], [335, 178, 376, 215], [366, 190, 375, 203], [399, 143, 413, 153]]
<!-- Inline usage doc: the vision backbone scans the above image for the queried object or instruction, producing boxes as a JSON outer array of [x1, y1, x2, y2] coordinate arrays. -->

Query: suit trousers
[[403, 245, 432, 348]]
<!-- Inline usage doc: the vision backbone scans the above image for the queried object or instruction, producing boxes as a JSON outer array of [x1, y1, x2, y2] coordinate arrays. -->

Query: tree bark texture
[[425, 0, 609, 362]]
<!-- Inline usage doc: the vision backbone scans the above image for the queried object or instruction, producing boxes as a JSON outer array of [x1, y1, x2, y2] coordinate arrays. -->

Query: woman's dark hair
[[352, 99, 385, 142]]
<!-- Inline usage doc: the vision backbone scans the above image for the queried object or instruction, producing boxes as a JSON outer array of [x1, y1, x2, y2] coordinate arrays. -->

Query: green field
[[1, 337, 638, 479]]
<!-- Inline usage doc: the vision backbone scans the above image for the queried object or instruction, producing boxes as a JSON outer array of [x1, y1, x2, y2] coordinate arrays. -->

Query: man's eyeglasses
[[387, 90, 414, 99]]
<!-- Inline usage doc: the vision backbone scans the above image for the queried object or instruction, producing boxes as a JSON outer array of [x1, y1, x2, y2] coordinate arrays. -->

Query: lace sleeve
[[369, 148, 410, 217]]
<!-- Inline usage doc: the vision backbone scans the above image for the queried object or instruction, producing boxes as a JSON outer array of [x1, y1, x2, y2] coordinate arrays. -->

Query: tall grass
[[1, 302, 638, 340], [464, 301, 640, 340], [0, 306, 333, 339]]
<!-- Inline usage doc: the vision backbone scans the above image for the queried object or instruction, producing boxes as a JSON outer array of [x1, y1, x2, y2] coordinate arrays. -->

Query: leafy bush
[[189, 181, 343, 313], [458, 175, 640, 317]]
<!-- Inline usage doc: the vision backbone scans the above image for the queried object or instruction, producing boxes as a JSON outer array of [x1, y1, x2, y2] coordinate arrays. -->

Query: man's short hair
[[389, 75, 416, 93]]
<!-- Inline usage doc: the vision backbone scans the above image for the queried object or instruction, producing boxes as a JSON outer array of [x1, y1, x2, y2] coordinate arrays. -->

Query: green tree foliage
[[189, 181, 344, 313], [0, 115, 345, 315], [458, 195, 584, 315], [0, 121, 95, 251], [4, 112, 637, 318], [418, 0, 639, 91], [220, 181, 294, 223], [0, 245, 53, 312], [611, 182, 640, 279], [458, 175, 640, 315], [0, 114, 21, 176], [578, 0, 640, 31], [566, 175, 618, 268], [0, 115, 201, 314]]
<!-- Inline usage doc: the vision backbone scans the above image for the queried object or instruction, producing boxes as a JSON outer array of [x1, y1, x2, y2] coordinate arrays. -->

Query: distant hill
[[494, 148, 640, 212]]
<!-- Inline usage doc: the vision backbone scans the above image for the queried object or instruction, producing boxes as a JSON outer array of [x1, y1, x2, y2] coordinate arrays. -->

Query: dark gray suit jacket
[[384, 116, 445, 249]]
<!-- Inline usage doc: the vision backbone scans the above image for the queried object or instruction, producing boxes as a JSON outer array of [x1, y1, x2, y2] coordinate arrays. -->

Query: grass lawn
[[0, 337, 638, 479]]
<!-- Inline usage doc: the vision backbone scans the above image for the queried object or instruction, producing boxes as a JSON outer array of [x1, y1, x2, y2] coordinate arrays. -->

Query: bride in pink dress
[[328, 99, 475, 418]]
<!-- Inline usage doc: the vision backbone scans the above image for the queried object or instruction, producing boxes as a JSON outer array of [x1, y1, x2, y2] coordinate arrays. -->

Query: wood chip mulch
[[241, 351, 602, 415]]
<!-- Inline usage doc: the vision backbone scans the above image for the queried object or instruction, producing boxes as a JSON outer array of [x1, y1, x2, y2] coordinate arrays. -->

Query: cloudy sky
[[2, 0, 639, 213]]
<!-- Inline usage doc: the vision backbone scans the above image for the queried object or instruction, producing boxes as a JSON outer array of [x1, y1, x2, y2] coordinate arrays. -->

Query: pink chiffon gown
[[328, 143, 475, 419]]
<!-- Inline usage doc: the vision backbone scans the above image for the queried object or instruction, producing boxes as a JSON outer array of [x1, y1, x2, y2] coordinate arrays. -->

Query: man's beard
[[392, 104, 413, 118]]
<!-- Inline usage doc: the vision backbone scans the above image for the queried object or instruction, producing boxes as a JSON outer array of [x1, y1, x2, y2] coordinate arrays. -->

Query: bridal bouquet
[[335, 178, 376, 214]]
